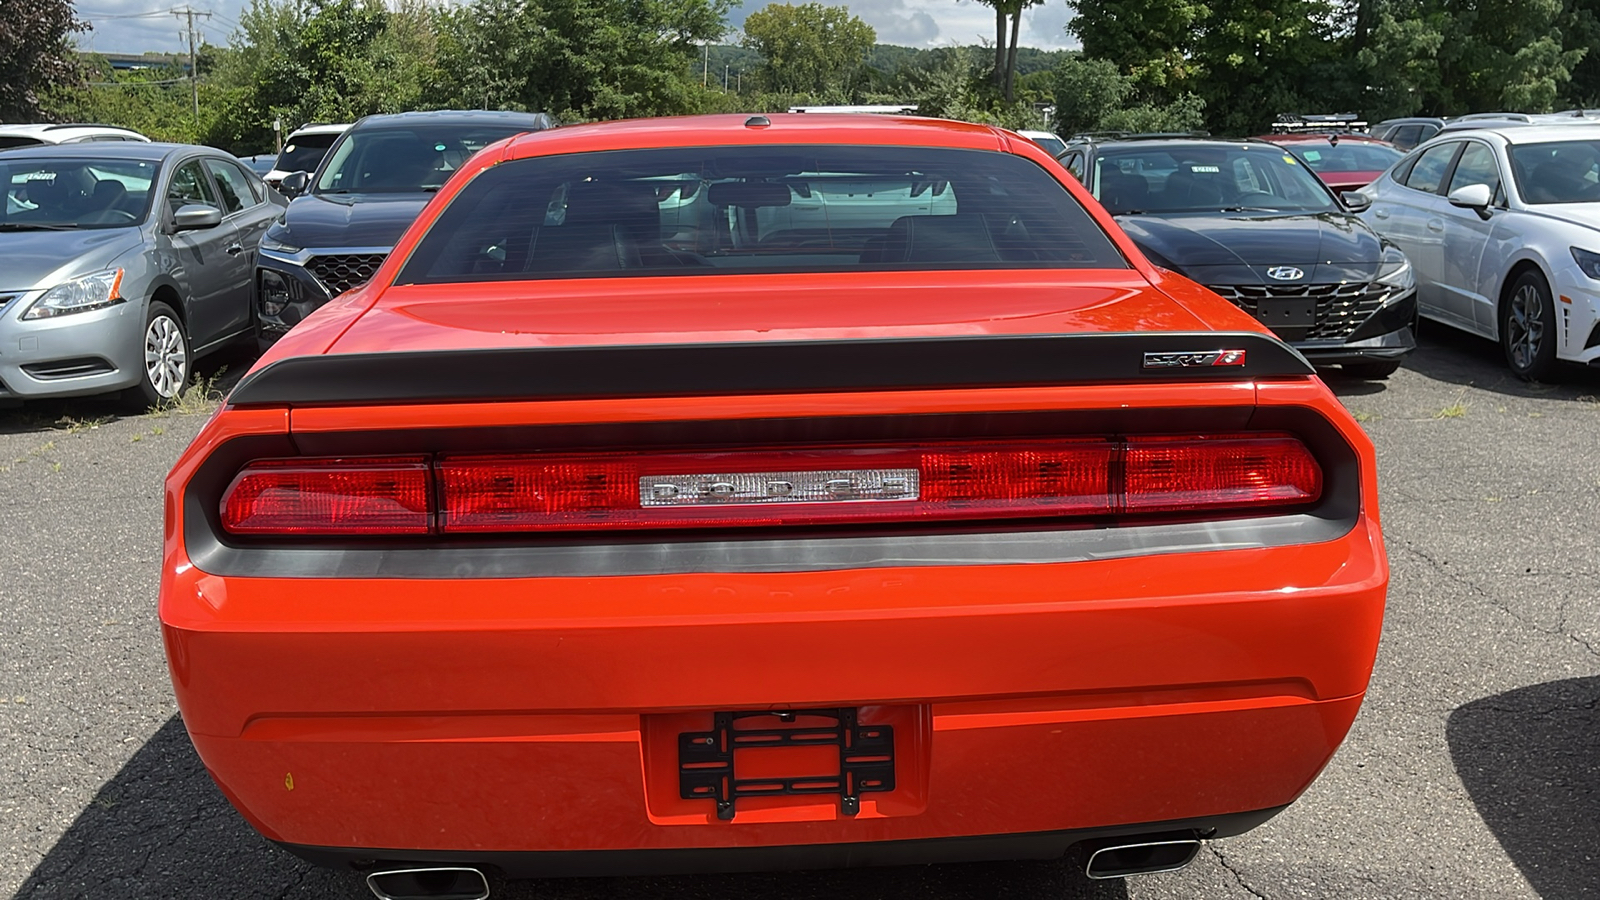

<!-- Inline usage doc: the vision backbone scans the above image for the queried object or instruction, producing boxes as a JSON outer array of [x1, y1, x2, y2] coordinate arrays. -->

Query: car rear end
[[161, 117, 1386, 885]]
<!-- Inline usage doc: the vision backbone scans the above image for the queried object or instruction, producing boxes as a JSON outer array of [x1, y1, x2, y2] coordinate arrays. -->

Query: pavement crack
[[1396, 542, 1600, 660], [1211, 844, 1268, 899]]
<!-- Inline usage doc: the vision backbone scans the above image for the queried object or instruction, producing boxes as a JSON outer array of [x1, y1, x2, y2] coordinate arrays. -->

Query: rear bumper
[[278, 805, 1287, 877], [163, 514, 1385, 860]]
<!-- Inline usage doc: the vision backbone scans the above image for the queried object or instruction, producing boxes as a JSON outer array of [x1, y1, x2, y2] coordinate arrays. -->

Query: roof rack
[[1270, 113, 1367, 134], [41, 123, 137, 131], [786, 105, 918, 114]]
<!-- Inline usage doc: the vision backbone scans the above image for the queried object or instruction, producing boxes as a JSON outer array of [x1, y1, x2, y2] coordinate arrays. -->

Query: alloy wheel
[[1506, 283, 1544, 372], [144, 314, 189, 399]]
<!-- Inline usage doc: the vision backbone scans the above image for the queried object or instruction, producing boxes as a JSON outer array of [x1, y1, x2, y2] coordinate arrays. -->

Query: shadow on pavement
[[1402, 320, 1600, 399], [19, 716, 1127, 900], [1447, 676, 1600, 900]]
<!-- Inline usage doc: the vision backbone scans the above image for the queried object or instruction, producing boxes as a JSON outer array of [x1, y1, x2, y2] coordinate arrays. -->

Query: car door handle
[[1372, 208, 1390, 219], [225, 243, 244, 255], [1427, 219, 1445, 233]]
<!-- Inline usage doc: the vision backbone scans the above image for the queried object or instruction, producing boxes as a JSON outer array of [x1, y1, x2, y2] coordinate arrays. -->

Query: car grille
[[1206, 282, 1392, 341], [0, 293, 21, 312], [306, 253, 387, 297]]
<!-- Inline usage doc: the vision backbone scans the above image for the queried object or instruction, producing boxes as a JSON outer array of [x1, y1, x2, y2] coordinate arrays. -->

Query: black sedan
[[1058, 136, 1418, 378]]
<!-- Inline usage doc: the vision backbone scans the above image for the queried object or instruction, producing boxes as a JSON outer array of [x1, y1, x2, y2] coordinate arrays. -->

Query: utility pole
[[174, 6, 211, 130], [703, 42, 709, 87]]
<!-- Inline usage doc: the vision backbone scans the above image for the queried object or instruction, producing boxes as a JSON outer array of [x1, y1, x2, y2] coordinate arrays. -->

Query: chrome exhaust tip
[[1082, 832, 1202, 879], [365, 866, 490, 900]]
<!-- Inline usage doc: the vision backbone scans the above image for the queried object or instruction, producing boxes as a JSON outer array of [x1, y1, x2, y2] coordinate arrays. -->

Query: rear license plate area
[[678, 708, 894, 821], [1256, 297, 1317, 329]]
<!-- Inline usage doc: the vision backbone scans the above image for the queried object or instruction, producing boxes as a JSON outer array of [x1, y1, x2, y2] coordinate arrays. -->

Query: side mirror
[[1447, 183, 1493, 210], [279, 171, 310, 198], [173, 204, 222, 231], [1340, 191, 1372, 213]]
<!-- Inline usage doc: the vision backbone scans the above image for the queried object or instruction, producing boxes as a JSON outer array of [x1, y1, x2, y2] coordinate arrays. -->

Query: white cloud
[[75, 1, 244, 54]]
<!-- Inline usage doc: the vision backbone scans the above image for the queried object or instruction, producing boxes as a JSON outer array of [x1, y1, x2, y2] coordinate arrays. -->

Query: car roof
[[1080, 137, 1275, 152], [0, 141, 204, 162], [349, 110, 557, 131], [495, 113, 1013, 159], [0, 123, 149, 140], [1431, 122, 1600, 143], [1256, 132, 1393, 144], [287, 123, 351, 137]]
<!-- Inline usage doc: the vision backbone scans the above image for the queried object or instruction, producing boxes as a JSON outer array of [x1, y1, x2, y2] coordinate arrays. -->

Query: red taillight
[[221, 457, 432, 534], [1124, 435, 1321, 512], [217, 435, 1320, 536], [436, 442, 1116, 532]]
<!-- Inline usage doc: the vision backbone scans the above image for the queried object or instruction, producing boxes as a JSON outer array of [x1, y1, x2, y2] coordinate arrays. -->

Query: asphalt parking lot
[[2, 324, 1597, 900]]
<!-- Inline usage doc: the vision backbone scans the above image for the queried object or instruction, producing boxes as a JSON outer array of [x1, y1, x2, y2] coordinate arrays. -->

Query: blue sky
[[75, 0, 1076, 56]]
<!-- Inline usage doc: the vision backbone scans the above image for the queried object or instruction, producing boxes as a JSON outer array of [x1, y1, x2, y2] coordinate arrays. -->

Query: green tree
[[741, 3, 876, 96], [1067, 0, 1209, 102], [1050, 54, 1204, 135], [0, 0, 85, 121]]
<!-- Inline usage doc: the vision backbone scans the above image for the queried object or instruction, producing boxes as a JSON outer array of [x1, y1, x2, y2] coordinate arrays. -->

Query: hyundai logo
[[1266, 266, 1305, 281]]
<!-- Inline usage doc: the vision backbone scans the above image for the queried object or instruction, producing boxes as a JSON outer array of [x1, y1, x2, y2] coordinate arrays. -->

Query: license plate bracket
[[1256, 297, 1317, 328], [678, 708, 894, 821]]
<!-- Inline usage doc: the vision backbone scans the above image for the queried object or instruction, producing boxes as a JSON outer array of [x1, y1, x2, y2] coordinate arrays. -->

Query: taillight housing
[[218, 435, 1321, 537]]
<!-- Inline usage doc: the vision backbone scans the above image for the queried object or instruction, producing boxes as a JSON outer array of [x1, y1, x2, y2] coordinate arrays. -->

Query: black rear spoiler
[[227, 331, 1313, 407]]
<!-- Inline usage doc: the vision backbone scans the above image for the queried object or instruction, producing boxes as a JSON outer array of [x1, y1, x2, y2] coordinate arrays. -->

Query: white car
[[1018, 130, 1066, 156], [263, 122, 350, 188], [0, 123, 150, 150], [1358, 122, 1600, 379]]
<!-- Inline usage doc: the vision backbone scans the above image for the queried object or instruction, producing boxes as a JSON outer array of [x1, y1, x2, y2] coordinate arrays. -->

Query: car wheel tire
[[130, 301, 190, 409], [1343, 360, 1401, 379], [1501, 271, 1558, 381]]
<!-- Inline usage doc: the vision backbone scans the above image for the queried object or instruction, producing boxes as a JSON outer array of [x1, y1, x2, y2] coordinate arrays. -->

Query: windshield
[[398, 145, 1125, 283], [1288, 141, 1403, 174], [0, 137, 45, 150], [1094, 145, 1337, 214], [315, 125, 528, 194], [0, 158, 158, 229], [1509, 140, 1600, 204], [275, 132, 341, 174]]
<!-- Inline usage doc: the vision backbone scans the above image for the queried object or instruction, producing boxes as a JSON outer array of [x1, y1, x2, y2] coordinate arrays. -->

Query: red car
[[1256, 133, 1405, 193], [161, 115, 1387, 897]]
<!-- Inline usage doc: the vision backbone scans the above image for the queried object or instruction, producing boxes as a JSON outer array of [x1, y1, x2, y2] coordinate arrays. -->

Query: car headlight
[[259, 231, 300, 255], [1375, 248, 1414, 295], [1571, 247, 1600, 280], [22, 269, 125, 320]]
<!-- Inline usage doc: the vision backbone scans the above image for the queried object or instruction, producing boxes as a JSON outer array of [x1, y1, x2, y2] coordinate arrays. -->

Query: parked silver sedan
[[0, 143, 284, 405]]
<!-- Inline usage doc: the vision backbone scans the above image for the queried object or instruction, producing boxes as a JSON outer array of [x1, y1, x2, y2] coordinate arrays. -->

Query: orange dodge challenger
[[161, 114, 1386, 897]]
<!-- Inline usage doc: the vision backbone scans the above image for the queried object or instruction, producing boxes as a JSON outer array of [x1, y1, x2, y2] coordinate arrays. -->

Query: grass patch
[[1434, 391, 1469, 419], [156, 367, 228, 416]]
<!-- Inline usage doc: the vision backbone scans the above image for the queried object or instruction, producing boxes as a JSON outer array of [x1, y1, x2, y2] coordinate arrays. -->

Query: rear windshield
[[1508, 140, 1600, 204], [0, 137, 45, 150], [275, 132, 340, 174], [397, 145, 1125, 283]]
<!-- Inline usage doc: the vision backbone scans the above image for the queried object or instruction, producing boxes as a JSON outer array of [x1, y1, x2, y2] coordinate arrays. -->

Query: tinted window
[[316, 125, 534, 194], [1391, 126, 1423, 149], [1092, 145, 1336, 214], [1447, 142, 1501, 196], [204, 158, 255, 213], [1509, 140, 1600, 203], [1291, 141, 1404, 173], [0, 157, 160, 228], [1063, 152, 1084, 180], [398, 145, 1125, 283], [275, 132, 340, 174], [0, 136, 44, 149], [1029, 135, 1066, 155], [1401, 142, 1458, 193]]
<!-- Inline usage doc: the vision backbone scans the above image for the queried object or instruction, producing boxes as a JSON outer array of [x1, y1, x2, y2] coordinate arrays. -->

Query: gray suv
[[0, 143, 284, 405]]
